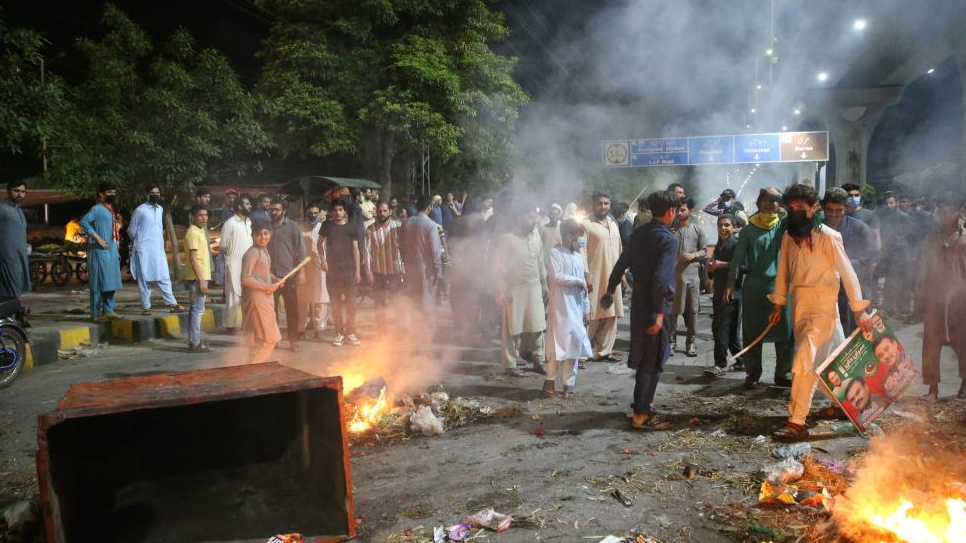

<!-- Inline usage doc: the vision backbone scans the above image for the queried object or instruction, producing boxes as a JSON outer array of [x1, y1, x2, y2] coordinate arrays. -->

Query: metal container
[[37, 362, 355, 543]]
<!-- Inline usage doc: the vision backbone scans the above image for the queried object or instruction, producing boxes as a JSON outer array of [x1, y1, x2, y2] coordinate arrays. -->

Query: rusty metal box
[[37, 362, 355, 543]]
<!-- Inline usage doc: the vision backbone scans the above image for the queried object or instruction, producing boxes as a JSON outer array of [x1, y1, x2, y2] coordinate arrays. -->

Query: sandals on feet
[[703, 365, 727, 377], [142, 309, 153, 316], [542, 380, 555, 397], [631, 414, 670, 431], [594, 353, 622, 363], [169, 304, 186, 313], [773, 422, 809, 442]]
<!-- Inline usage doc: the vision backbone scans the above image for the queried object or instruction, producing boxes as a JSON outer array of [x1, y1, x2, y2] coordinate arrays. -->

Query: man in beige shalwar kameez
[[242, 221, 284, 364], [494, 205, 548, 376], [585, 192, 624, 362]]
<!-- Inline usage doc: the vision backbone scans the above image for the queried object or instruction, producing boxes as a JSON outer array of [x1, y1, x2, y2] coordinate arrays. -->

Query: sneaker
[[577, 358, 588, 369], [347, 334, 361, 346], [685, 343, 697, 357], [188, 343, 211, 353], [742, 376, 759, 390], [730, 361, 745, 372], [773, 377, 793, 388], [332, 334, 345, 347]]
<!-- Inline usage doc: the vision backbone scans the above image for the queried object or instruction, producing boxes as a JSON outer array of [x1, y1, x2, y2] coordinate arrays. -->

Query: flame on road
[[859, 497, 966, 543], [348, 386, 389, 433]]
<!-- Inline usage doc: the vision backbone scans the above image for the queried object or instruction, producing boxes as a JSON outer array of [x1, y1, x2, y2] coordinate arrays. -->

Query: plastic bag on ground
[[465, 508, 512, 532], [761, 458, 804, 484], [410, 405, 445, 436], [771, 442, 811, 460]]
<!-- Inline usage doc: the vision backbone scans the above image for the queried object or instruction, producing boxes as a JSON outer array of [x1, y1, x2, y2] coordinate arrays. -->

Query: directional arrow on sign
[[754, 153, 761, 160], [800, 152, 808, 159]]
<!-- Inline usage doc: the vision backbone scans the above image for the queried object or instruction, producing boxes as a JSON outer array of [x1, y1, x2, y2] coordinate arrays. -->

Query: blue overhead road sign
[[629, 138, 689, 166], [734, 134, 781, 163], [688, 136, 734, 164]]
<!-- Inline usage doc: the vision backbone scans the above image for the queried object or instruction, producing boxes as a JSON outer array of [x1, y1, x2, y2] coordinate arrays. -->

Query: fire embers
[[829, 418, 966, 543]]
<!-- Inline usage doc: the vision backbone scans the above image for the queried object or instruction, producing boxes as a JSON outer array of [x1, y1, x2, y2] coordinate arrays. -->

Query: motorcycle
[[0, 298, 30, 389]]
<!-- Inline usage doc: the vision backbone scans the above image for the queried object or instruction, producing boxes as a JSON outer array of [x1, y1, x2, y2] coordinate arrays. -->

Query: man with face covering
[[725, 187, 794, 388], [128, 185, 185, 315], [80, 182, 124, 322], [768, 183, 871, 441]]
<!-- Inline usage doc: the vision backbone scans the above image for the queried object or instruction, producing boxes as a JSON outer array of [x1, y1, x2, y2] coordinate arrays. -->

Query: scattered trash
[[772, 442, 811, 460], [346, 377, 388, 403], [815, 457, 847, 475], [597, 536, 623, 543], [829, 422, 883, 438], [611, 489, 633, 507], [708, 428, 727, 437], [746, 523, 776, 538], [753, 435, 768, 444], [465, 508, 512, 532], [429, 391, 450, 403], [688, 417, 702, 425], [892, 409, 927, 422], [682, 463, 701, 479], [761, 458, 804, 484], [57, 342, 108, 360], [445, 523, 472, 541], [266, 534, 301, 543], [533, 427, 546, 437], [606, 365, 634, 375], [410, 406, 445, 436], [758, 481, 824, 507], [433, 526, 446, 543]]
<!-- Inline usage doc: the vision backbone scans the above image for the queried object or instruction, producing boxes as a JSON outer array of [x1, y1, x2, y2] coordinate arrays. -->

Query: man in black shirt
[[703, 214, 743, 376], [319, 199, 363, 347]]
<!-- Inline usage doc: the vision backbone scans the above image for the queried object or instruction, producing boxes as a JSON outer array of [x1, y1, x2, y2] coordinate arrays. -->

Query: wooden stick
[[726, 321, 777, 364], [278, 256, 313, 284]]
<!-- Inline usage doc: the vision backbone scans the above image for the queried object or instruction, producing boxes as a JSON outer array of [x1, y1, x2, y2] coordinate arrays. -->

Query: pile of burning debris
[[344, 377, 522, 441]]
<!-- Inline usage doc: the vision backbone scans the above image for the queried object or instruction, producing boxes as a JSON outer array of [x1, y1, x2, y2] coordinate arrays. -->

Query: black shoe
[[742, 377, 759, 390], [773, 377, 793, 388]]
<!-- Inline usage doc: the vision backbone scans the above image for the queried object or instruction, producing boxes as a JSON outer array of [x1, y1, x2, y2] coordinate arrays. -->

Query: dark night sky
[[3, 0, 961, 189]]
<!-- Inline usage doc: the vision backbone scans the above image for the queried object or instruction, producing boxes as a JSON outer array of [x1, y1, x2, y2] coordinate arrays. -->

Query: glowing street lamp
[[817, 72, 829, 82], [853, 19, 867, 31]]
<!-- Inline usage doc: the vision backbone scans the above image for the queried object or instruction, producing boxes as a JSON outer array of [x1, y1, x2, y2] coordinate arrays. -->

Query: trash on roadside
[[445, 523, 472, 540], [533, 427, 546, 437], [430, 391, 450, 403], [771, 442, 811, 460], [761, 458, 804, 484], [410, 406, 445, 436], [433, 526, 446, 543], [611, 489, 633, 507], [606, 365, 634, 375], [682, 463, 701, 479], [757, 481, 825, 507], [829, 421, 883, 438], [815, 457, 847, 475], [465, 508, 512, 532], [754, 435, 767, 444], [688, 417, 702, 425], [266, 534, 301, 543], [596, 536, 623, 543]]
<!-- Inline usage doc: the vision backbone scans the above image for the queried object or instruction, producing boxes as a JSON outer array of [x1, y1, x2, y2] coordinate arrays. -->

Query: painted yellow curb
[[201, 309, 216, 332], [24, 343, 34, 370], [159, 315, 181, 338], [58, 327, 91, 350], [111, 319, 134, 342]]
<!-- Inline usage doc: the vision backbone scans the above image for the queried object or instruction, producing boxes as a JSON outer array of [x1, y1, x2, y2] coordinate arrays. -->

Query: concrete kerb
[[22, 305, 226, 370]]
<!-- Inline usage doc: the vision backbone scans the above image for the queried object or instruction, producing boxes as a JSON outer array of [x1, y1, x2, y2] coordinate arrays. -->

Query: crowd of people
[[1, 177, 965, 441]]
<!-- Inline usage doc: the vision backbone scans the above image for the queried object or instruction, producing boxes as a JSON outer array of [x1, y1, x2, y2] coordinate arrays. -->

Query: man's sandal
[[631, 414, 670, 431], [542, 380, 555, 397], [595, 353, 622, 363], [772, 423, 809, 442]]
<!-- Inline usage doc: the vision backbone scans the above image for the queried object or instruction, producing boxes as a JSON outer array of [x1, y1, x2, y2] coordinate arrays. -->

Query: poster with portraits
[[816, 311, 919, 430]]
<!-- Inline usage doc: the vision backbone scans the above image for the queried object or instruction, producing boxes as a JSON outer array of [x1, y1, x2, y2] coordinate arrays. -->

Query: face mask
[[574, 237, 587, 251], [721, 201, 733, 210], [787, 209, 813, 238], [847, 196, 861, 207], [105, 195, 116, 204], [376, 215, 390, 223], [308, 214, 320, 224], [148, 195, 161, 205]]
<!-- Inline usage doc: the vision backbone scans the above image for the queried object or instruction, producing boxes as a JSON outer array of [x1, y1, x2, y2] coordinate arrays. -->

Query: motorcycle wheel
[[75, 261, 88, 283], [0, 327, 26, 389], [50, 261, 72, 286], [29, 261, 47, 288]]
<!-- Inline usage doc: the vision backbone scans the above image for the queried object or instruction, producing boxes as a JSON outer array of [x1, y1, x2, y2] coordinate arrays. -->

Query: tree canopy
[[256, 0, 527, 196], [46, 4, 272, 198]]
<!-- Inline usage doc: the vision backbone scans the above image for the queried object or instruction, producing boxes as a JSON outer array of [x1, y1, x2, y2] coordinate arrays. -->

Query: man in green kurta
[[724, 187, 793, 388]]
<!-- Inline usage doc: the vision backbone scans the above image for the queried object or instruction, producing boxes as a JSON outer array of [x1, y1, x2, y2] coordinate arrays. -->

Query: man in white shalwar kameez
[[768, 184, 871, 442], [585, 192, 624, 362], [494, 205, 548, 376], [220, 195, 253, 333], [128, 185, 183, 314], [543, 219, 592, 396]]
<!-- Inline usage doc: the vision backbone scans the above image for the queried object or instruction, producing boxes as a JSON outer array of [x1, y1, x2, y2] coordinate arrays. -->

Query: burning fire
[[348, 386, 390, 433], [860, 497, 966, 543]]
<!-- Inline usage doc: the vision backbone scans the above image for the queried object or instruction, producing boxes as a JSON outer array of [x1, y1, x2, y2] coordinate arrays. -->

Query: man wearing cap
[[703, 188, 744, 218]]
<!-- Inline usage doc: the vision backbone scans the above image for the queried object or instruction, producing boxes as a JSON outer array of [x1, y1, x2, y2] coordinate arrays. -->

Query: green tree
[[256, 0, 527, 196], [0, 9, 64, 157], [47, 4, 272, 198]]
